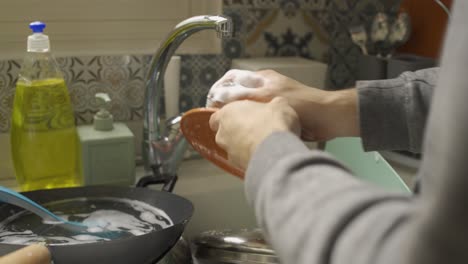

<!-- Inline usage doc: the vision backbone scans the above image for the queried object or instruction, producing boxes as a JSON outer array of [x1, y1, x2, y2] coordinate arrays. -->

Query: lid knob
[[191, 229, 279, 264]]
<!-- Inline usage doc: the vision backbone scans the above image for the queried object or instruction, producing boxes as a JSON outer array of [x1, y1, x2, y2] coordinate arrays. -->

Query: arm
[[210, 100, 418, 264], [207, 69, 360, 142], [211, 87, 467, 264], [207, 67, 437, 152], [245, 132, 415, 264]]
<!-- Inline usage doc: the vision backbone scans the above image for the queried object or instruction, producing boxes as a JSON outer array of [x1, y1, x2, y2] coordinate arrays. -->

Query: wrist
[[325, 88, 360, 137]]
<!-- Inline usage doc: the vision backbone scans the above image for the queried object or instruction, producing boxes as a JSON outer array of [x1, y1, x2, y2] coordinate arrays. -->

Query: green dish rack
[[325, 137, 411, 193]]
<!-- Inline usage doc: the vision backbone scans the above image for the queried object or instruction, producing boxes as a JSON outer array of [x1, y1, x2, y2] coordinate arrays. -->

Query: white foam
[[0, 198, 174, 245]]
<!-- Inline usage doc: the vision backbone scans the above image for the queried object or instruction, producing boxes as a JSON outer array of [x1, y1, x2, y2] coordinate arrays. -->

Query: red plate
[[180, 108, 245, 179]]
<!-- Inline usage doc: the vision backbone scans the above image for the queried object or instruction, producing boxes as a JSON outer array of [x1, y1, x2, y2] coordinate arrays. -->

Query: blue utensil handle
[[0, 186, 121, 238], [0, 186, 63, 223]]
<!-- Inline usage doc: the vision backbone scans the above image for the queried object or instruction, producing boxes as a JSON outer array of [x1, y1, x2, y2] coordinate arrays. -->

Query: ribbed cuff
[[357, 78, 410, 151]]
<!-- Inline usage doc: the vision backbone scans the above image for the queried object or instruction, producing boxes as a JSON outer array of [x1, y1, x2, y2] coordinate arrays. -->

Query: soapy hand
[[0, 244, 51, 264], [209, 97, 300, 169], [207, 69, 360, 141]]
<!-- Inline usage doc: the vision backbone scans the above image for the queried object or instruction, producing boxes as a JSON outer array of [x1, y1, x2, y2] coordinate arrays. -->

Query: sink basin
[[139, 159, 257, 239]]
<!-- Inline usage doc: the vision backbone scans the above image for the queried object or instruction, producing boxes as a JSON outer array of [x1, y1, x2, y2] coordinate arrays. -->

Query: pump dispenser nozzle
[[94, 93, 114, 131]]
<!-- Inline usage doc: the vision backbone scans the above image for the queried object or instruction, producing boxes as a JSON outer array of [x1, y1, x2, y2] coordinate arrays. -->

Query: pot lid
[[191, 229, 279, 264]]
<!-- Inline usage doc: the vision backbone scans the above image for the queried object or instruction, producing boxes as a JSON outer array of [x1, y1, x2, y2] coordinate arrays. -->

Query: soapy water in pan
[[0, 197, 173, 245]]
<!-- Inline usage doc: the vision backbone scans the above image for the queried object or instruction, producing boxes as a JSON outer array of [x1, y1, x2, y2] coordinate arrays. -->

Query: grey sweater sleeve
[[246, 132, 415, 264], [245, 131, 468, 264], [357, 68, 438, 152]]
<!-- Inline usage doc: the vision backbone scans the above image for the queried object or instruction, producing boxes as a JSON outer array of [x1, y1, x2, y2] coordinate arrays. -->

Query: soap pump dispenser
[[77, 93, 135, 186]]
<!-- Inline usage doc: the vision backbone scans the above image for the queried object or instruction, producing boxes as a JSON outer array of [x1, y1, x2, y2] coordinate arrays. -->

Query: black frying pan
[[0, 185, 194, 264]]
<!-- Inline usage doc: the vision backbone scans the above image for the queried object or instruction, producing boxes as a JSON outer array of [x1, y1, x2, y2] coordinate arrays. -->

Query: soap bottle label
[[15, 78, 74, 131]]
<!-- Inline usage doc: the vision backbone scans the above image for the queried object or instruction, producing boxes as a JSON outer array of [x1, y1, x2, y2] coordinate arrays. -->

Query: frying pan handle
[[136, 164, 178, 192], [136, 174, 178, 192]]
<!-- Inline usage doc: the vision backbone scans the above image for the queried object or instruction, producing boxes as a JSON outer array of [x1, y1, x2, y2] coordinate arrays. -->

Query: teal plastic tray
[[325, 137, 410, 193]]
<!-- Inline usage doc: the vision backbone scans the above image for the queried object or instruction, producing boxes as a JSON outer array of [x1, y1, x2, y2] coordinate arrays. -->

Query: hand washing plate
[[180, 108, 245, 179]]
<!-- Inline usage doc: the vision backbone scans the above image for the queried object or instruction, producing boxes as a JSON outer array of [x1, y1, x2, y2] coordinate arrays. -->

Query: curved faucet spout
[[143, 15, 233, 176]]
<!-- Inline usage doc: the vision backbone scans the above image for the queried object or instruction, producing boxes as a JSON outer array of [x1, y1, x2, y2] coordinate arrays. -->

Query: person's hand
[[0, 244, 51, 264], [209, 97, 300, 169], [207, 69, 359, 141]]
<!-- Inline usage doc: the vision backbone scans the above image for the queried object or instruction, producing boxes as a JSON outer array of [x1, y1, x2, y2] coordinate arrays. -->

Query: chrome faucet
[[140, 15, 233, 187]]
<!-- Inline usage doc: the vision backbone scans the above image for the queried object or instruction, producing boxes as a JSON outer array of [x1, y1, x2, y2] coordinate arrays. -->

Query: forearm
[[245, 132, 416, 264], [287, 86, 360, 141], [302, 68, 437, 151]]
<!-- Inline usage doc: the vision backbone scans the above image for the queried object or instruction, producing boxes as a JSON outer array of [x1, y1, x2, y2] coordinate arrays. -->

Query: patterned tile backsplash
[[0, 0, 401, 133]]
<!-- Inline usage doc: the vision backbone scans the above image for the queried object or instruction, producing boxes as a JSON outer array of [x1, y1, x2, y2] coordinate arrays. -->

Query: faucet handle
[[165, 114, 182, 136], [166, 114, 182, 128]]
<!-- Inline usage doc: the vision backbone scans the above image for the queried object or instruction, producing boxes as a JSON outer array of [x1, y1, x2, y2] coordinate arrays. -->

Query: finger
[[227, 153, 242, 170], [214, 129, 228, 151], [209, 110, 221, 132], [206, 97, 224, 108], [207, 83, 254, 106], [256, 69, 277, 76], [208, 69, 247, 94], [206, 70, 265, 107], [208, 75, 233, 97], [233, 70, 264, 88], [205, 107, 220, 112], [207, 84, 270, 107], [269, 96, 288, 106], [0, 244, 51, 264], [214, 69, 263, 88]]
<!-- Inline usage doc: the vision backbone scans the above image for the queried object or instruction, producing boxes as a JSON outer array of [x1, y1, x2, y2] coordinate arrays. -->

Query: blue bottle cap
[[29, 21, 46, 33]]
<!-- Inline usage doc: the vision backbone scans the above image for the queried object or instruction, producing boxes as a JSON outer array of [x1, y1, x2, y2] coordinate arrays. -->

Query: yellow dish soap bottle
[[10, 21, 81, 191]]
